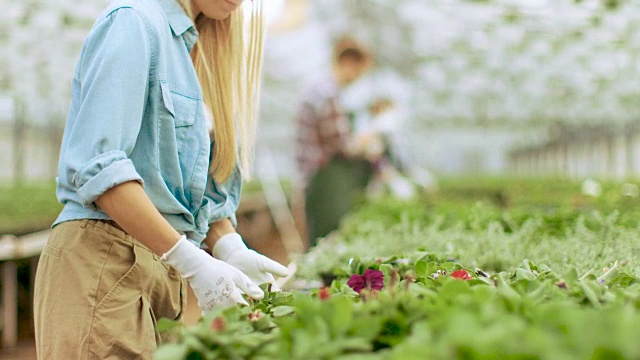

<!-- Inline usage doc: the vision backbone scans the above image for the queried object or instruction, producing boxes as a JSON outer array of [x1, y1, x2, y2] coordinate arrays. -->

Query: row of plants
[[0, 181, 61, 236], [156, 178, 640, 359], [0, 178, 278, 236]]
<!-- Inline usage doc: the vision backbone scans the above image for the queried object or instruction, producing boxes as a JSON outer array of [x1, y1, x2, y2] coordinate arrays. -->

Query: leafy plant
[[156, 177, 640, 359]]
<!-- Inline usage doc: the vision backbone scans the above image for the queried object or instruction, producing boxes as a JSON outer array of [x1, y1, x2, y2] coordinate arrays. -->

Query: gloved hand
[[161, 236, 264, 311], [212, 233, 289, 289]]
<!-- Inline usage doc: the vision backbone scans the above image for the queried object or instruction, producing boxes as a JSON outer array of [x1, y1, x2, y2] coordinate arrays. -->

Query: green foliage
[[602, 0, 622, 10], [0, 181, 61, 235], [157, 256, 640, 359], [156, 177, 640, 359]]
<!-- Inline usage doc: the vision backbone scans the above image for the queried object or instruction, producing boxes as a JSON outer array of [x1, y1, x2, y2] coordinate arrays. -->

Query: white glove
[[212, 233, 289, 289], [161, 236, 264, 311]]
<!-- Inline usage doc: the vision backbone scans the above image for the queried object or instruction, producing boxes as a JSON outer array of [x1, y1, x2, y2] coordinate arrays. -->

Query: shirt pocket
[[160, 81, 198, 128], [158, 81, 206, 206]]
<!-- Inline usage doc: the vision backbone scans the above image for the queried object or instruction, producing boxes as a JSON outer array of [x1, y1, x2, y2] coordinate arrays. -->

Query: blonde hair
[[179, 1, 265, 183]]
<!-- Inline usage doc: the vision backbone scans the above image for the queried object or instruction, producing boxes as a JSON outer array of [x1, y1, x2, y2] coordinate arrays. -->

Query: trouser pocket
[[151, 262, 186, 322], [35, 219, 185, 360], [86, 221, 158, 359], [149, 262, 187, 345]]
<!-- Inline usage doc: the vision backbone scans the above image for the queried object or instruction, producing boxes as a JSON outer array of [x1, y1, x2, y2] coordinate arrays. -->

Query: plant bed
[[0, 182, 61, 236], [155, 178, 640, 359]]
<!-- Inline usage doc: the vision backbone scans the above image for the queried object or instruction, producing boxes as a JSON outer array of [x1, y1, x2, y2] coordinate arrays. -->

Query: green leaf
[[415, 260, 428, 278], [153, 344, 188, 360], [579, 280, 603, 309], [590, 346, 626, 360], [379, 263, 394, 287], [515, 268, 537, 281], [333, 337, 372, 352], [272, 305, 295, 317], [563, 267, 580, 282], [156, 317, 180, 333], [327, 297, 354, 336]]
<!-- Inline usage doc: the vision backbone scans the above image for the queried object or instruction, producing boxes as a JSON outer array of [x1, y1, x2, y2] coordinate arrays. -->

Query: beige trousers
[[34, 219, 186, 359]]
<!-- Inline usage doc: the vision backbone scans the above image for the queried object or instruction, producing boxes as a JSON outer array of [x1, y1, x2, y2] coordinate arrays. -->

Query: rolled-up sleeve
[[203, 165, 242, 227], [62, 8, 151, 206]]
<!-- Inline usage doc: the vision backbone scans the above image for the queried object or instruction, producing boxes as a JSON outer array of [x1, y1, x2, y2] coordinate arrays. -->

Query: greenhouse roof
[[2, 0, 638, 127]]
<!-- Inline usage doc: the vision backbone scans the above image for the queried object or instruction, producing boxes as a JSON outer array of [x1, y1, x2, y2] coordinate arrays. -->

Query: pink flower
[[451, 269, 472, 280], [211, 317, 226, 331], [347, 269, 384, 294]]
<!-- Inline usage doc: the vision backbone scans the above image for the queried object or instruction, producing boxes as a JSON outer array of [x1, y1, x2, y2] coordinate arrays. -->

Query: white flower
[[581, 179, 602, 197]]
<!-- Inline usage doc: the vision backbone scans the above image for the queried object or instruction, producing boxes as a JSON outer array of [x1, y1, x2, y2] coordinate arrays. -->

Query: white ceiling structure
[[264, 0, 640, 130], [2, 0, 638, 130]]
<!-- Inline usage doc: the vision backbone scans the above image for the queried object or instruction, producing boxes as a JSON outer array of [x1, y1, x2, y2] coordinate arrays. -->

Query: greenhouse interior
[[2, 0, 640, 358]]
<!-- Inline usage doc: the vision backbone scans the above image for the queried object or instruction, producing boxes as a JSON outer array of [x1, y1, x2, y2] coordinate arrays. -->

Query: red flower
[[318, 287, 331, 300], [451, 269, 472, 280], [347, 269, 384, 294], [211, 317, 226, 331], [249, 310, 263, 322]]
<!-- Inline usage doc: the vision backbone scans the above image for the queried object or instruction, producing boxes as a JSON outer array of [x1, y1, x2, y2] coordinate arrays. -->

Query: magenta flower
[[347, 269, 384, 294]]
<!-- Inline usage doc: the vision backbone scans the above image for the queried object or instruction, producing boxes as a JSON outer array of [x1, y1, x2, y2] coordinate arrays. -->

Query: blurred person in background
[[294, 37, 374, 248], [358, 97, 417, 200], [361, 97, 438, 198], [33, 0, 288, 358]]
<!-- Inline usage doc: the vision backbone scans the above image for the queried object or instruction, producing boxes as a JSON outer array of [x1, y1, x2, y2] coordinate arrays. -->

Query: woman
[[33, 0, 288, 358], [294, 37, 373, 247]]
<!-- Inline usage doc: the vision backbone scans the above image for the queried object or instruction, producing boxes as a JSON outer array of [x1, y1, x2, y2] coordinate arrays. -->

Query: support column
[[2, 261, 18, 348]]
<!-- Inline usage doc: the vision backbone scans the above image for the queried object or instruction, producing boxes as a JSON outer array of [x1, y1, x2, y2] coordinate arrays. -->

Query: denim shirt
[[55, 0, 241, 244]]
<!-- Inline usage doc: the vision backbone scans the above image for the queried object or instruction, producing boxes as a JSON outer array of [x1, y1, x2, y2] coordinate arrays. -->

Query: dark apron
[[304, 156, 373, 247]]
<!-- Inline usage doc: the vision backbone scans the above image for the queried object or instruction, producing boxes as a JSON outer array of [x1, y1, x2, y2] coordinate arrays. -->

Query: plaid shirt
[[294, 76, 351, 188]]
